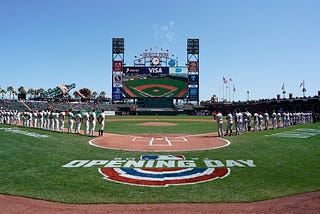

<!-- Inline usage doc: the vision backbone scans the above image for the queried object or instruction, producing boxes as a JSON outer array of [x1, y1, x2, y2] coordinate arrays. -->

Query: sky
[[0, 0, 319, 101]]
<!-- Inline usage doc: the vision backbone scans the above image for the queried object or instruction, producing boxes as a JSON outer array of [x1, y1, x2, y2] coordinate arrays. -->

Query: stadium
[[0, 38, 320, 214]]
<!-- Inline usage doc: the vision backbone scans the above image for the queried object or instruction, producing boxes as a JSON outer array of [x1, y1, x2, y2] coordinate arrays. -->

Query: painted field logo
[[99, 155, 229, 187], [62, 155, 255, 187]]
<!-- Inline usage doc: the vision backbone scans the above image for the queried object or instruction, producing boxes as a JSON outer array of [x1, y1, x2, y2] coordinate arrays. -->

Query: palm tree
[[0, 88, 6, 99], [18, 86, 26, 95], [27, 88, 35, 99], [99, 91, 106, 98], [38, 88, 45, 95], [91, 91, 97, 99], [7, 86, 14, 100]]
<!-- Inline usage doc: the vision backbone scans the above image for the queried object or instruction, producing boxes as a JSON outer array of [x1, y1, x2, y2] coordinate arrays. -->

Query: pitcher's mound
[[137, 122, 177, 126]]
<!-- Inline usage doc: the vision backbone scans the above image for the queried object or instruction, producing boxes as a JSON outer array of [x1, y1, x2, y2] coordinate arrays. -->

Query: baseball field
[[0, 116, 320, 212]]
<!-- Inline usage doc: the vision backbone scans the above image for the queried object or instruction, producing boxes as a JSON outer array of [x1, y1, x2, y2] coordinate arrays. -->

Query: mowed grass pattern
[[0, 118, 319, 204]]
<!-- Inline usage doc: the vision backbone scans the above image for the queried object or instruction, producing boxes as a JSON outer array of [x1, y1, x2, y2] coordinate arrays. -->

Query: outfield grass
[[0, 118, 319, 204]]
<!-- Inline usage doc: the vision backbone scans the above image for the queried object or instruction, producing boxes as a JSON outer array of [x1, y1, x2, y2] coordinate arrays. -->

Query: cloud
[[153, 21, 175, 48]]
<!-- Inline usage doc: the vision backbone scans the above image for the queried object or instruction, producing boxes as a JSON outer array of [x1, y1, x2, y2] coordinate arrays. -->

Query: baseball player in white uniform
[[276, 112, 282, 128], [74, 111, 82, 134], [216, 111, 223, 137], [68, 111, 74, 133], [271, 110, 277, 129], [82, 111, 89, 135], [59, 111, 65, 132], [253, 112, 259, 131]]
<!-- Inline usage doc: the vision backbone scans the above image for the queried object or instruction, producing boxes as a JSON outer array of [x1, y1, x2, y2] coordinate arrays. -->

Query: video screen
[[122, 66, 188, 98]]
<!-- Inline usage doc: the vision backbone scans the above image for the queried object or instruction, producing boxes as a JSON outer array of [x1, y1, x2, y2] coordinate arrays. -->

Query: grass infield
[[0, 116, 319, 204]]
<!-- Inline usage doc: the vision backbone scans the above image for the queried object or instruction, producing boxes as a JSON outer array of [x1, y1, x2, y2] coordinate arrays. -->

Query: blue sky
[[0, 0, 319, 101]]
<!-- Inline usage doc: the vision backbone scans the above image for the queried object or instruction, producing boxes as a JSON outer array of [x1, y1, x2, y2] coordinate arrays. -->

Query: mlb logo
[[141, 155, 185, 160]]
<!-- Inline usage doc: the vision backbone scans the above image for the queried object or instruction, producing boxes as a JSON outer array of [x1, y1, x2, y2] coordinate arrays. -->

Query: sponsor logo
[[188, 61, 198, 72], [113, 61, 123, 72], [62, 155, 255, 187], [0, 127, 49, 138], [148, 67, 164, 74]]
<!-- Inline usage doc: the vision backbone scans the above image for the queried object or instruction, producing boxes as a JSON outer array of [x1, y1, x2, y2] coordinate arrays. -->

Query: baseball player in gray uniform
[[89, 110, 96, 136], [97, 110, 105, 137], [82, 111, 89, 135]]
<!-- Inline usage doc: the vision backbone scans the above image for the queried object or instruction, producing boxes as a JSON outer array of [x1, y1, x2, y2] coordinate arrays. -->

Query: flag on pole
[[223, 77, 227, 84], [233, 85, 236, 92], [229, 78, 232, 82], [300, 81, 304, 87]]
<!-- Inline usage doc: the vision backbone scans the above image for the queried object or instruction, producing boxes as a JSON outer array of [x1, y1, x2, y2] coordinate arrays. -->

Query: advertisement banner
[[113, 74, 123, 87], [113, 61, 123, 72], [112, 87, 123, 100], [123, 66, 140, 74], [188, 74, 199, 85], [169, 66, 188, 77], [142, 67, 169, 75], [188, 61, 198, 72], [189, 87, 199, 101], [123, 66, 169, 75]]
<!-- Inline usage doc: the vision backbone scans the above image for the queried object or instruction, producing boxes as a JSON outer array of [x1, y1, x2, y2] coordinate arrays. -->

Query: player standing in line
[[271, 110, 277, 129], [97, 110, 106, 137], [246, 110, 252, 132], [59, 111, 65, 132], [253, 112, 259, 131], [263, 110, 269, 130], [26, 111, 32, 127], [225, 111, 233, 136], [68, 110, 74, 133], [236, 111, 243, 135], [53, 111, 59, 131], [32, 111, 37, 128], [89, 110, 96, 136], [37, 110, 43, 129], [74, 111, 82, 134], [243, 111, 248, 132], [49, 110, 55, 131], [258, 113, 263, 131], [82, 111, 89, 135], [276, 112, 282, 128], [216, 110, 223, 137]]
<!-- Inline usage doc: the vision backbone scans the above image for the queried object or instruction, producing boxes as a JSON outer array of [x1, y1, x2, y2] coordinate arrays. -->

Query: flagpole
[[302, 80, 306, 97], [228, 81, 231, 102], [222, 83, 224, 101]]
